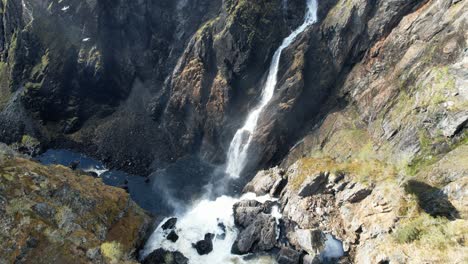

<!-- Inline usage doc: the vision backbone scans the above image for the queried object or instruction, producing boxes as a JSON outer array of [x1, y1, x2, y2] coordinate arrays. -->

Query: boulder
[[192, 233, 214, 255], [231, 213, 277, 254], [162, 218, 177, 230], [243, 167, 286, 196], [142, 248, 188, 264], [233, 200, 265, 227], [167, 230, 179, 242], [69, 160, 80, 170], [298, 172, 329, 197], [276, 247, 302, 264]]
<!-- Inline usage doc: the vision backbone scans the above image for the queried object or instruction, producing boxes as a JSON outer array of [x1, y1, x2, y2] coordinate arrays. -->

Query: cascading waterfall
[[21, 0, 34, 22], [142, 1, 319, 263], [225, 0, 318, 178]]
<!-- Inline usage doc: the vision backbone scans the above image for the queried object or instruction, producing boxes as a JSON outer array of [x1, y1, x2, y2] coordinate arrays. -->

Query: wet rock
[[298, 172, 328, 197], [142, 248, 188, 264], [233, 200, 265, 227], [69, 160, 80, 170], [162, 217, 177, 230], [87, 171, 99, 178], [217, 222, 226, 239], [276, 247, 301, 264], [167, 230, 179, 242], [232, 213, 277, 254], [192, 233, 214, 255]]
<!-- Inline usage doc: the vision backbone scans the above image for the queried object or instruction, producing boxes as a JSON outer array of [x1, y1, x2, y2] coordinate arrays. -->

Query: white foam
[[142, 193, 279, 264], [83, 166, 108, 177]]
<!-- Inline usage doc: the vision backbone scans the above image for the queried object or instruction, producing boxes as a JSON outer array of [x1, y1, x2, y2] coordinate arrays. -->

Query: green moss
[[393, 213, 465, 250], [0, 61, 11, 109], [100, 241, 123, 263], [290, 156, 397, 190]]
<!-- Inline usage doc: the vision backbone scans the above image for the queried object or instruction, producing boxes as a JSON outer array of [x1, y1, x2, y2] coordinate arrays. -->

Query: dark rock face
[[276, 247, 302, 264], [192, 233, 214, 255], [143, 248, 188, 264], [162, 217, 177, 230], [167, 230, 179, 243]]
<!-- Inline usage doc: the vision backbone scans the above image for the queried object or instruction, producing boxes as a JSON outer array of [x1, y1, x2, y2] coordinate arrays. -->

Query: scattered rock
[[192, 233, 214, 255]]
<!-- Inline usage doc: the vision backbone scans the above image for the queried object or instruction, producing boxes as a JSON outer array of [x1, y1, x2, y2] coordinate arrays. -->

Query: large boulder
[[232, 199, 279, 254], [192, 233, 214, 255], [232, 214, 277, 254]]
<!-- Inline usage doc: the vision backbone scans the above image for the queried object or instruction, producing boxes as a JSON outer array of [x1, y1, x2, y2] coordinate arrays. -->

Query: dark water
[[38, 149, 216, 215]]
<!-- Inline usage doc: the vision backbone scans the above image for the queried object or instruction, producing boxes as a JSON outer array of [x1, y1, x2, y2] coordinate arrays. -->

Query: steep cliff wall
[[0, 0, 466, 178]]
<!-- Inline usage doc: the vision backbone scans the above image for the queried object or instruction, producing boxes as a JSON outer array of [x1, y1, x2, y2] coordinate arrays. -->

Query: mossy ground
[[0, 155, 149, 264]]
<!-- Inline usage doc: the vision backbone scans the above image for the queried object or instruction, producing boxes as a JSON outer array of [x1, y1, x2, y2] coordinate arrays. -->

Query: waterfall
[[225, 0, 318, 178], [21, 0, 33, 22]]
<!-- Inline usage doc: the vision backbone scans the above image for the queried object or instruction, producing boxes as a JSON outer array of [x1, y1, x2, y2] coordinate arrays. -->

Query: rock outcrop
[[0, 144, 151, 263], [231, 200, 279, 255]]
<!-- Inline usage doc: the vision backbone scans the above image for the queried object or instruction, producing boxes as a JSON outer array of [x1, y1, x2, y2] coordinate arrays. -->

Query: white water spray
[[21, 0, 33, 22], [225, 0, 318, 178]]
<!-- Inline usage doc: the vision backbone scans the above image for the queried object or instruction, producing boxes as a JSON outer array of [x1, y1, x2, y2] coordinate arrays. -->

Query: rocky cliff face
[[0, 143, 151, 263]]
